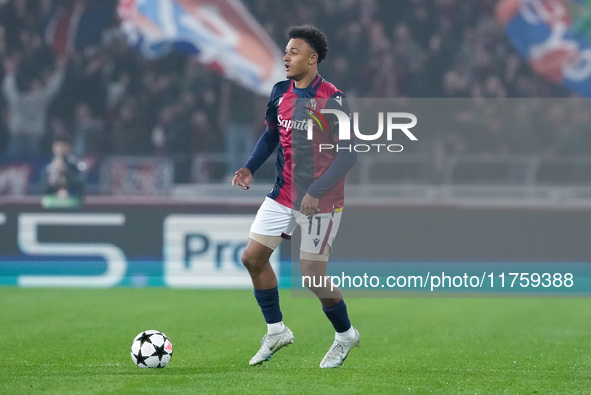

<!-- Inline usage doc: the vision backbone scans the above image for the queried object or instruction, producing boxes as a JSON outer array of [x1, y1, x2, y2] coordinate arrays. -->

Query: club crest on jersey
[[306, 98, 329, 132]]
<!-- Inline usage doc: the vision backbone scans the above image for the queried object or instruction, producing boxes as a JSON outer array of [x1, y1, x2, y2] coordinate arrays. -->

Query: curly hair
[[288, 25, 328, 64]]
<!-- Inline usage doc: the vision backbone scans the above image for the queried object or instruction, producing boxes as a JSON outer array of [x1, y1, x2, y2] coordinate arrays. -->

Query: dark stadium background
[[1, 1, 591, 393], [1, 0, 590, 291]]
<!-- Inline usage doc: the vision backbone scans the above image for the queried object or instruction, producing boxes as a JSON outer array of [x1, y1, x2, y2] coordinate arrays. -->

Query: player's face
[[283, 38, 316, 81]]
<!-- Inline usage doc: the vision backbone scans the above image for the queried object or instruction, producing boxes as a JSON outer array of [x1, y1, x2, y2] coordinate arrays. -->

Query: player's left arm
[[302, 92, 357, 214]]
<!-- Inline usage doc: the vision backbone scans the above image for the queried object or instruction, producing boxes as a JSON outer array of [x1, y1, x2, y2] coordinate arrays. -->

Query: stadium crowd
[[0, 0, 587, 184]]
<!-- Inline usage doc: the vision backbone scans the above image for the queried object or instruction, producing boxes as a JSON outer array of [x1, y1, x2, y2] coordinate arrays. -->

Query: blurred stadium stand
[[1, 0, 590, 203]]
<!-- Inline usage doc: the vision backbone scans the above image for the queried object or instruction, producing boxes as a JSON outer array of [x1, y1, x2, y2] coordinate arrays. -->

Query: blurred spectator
[[221, 82, 258, 180], [71, 102, 106, 158], [110, 97, 150, 155], [0, 0, 580, 185], [2, 55, 66, 157], [42, 132, 85, 207]]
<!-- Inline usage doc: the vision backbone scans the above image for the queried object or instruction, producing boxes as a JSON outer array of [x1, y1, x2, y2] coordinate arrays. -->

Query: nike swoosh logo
[[269, 339, 281, 352]]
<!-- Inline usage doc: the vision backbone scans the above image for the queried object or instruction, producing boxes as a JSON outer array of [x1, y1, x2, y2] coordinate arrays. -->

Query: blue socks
[[322, 299, 351, 333], [254, 287, 283, 324], [254, 289, 352, 336]]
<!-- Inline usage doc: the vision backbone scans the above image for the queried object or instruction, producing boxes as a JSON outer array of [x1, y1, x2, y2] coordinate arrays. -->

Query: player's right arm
[[232, 125, 279, 189], [232, 82, 284, 190]]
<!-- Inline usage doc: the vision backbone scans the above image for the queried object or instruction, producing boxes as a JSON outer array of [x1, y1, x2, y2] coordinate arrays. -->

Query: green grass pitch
[[1, 288, 590, 394]]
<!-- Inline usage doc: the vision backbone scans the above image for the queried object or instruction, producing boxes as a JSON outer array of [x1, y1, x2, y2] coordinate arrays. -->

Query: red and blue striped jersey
[[264, 74, 352, 213]]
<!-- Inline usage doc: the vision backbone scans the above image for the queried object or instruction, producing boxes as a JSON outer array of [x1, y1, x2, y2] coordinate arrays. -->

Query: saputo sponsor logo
[[277, 114, 309, 132]]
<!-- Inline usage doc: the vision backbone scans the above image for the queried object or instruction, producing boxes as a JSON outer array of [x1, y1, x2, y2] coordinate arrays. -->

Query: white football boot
[[249, 326, 294, 365], [319, 327, 360, 368]]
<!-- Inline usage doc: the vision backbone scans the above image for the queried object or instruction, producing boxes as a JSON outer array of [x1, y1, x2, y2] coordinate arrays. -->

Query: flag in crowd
[[117, 0, 285, 95], [497, 0, 591, 97], [45, 1, 113, 55]]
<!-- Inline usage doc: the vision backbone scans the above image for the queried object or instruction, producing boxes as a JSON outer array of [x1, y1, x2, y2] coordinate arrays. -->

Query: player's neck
[[293, 70, 318, 89]]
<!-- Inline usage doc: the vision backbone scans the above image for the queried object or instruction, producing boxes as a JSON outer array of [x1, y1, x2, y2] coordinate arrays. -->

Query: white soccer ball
[[130, 330, 173, 368]]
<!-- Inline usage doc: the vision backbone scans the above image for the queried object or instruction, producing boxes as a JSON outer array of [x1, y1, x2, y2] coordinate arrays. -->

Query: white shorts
[[250, 197, 342, 255]]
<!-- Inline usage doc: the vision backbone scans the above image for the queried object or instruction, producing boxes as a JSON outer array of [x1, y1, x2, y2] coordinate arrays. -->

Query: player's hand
[[300, 193, 320, 216], [232, 168, 252, 190]]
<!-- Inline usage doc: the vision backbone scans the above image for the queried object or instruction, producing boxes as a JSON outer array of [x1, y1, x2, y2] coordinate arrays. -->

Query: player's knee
[[300, 267, 325, 289], [241, 248, 264, 273], [241, 249, 255, 271], [300, 265, 316, 281]]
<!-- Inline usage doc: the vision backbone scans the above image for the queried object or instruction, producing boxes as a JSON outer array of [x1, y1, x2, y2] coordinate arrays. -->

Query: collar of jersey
[[291, 74, 322, 96]]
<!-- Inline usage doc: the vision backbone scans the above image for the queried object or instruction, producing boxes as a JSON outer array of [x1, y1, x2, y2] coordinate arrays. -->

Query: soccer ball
[[130, 330, 173, 368]]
